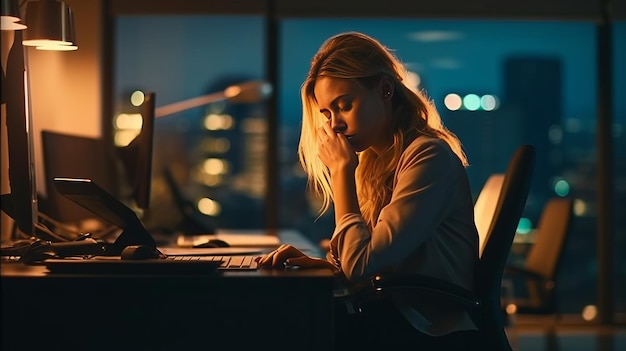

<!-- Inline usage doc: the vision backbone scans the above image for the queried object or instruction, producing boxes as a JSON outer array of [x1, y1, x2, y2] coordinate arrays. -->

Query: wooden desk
[[1, 260, 336, 351]]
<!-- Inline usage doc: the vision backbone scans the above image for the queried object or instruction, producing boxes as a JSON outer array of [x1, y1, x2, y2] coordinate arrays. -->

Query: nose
[[330, 115, 347, 134]]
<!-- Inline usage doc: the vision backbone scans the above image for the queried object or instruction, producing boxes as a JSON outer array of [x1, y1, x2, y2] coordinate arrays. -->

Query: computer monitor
[[116, 92, 155, 210], [1, 30, 38, 237], [41, 130, 116, 224]]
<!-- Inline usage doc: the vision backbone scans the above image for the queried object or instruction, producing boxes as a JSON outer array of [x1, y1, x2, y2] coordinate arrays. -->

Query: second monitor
[[117, 92, 155, 210]]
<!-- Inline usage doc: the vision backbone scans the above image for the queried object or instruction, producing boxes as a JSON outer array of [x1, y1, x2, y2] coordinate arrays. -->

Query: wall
[[1, 0, 103, 240], [28, 0, 103, 195]]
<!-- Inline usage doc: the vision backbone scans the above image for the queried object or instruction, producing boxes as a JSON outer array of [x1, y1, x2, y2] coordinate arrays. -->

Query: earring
[[384, 91, 392, 98]]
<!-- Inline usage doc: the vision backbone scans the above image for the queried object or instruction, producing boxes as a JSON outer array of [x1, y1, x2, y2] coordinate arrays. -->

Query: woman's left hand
[[255, 244, 336, 270]]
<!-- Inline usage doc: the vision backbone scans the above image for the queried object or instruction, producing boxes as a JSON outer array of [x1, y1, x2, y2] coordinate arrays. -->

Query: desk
[[1, 233, 337, 351]]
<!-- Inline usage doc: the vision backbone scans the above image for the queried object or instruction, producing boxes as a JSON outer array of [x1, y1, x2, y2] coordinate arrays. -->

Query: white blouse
[[328, 136, 479, 336]]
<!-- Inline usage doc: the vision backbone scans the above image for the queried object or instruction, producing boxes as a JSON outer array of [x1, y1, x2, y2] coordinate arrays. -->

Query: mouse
[[193, 239, 230, 248], [121, 245, 164, 260]]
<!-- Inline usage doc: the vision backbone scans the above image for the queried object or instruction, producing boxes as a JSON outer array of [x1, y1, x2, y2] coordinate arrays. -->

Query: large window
[[277, 19, 623, 317], [113, 16, 268, 232], [107, 2, 624, 320]]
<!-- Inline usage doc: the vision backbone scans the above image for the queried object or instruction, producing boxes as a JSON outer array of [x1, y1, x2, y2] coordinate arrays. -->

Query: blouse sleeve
[[328, 140, 459, 281]]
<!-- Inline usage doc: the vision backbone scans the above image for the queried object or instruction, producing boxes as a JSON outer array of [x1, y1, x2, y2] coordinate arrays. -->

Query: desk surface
[[1, 230, 337, 351], [1, 263, 336, 351], [1, 260, 334, 279]]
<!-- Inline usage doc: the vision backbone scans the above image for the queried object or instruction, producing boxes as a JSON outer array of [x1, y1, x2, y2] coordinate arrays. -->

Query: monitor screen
[[41, 131, 116, 224], [1, 30, 38, 237], [117, 92, 155, 210]]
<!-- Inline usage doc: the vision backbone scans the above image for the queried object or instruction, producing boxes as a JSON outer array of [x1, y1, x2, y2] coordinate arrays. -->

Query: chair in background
[[474, 173, 505, 258], [504, 197, 574, 316], [337, 144, 535, 350]]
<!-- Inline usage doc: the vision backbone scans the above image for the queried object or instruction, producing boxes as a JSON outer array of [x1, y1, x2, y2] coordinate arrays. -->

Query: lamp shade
[[1, 0, 26, 30], [1, 0, 21, 21], [22, 0, 77, 50]]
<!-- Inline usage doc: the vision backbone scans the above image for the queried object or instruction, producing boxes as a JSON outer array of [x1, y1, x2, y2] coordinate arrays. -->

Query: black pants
[[333, 299, 483, 350]]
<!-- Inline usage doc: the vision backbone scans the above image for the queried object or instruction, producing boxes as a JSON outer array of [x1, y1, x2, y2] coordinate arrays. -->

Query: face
[[313, 76, 391, 153]]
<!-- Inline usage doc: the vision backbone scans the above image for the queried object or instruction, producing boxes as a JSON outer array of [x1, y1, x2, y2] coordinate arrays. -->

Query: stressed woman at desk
[[256, 32, 480, 349]]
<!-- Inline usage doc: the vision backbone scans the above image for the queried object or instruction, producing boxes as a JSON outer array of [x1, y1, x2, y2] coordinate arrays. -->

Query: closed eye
[[319, 95, 352, 120], [338, 102, 352, 112]]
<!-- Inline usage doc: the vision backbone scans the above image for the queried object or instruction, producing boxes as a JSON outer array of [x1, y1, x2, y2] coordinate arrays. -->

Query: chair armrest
[[335, 274, 481, 314], [504, 265, 556, 296], [372, 274, 481, 309]]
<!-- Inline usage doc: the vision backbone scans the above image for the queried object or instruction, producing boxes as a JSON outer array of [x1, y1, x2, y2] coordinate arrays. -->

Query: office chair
[[337, 144, 535, 350], [504, 197, 574, 315], [474, 174, 505, 258]]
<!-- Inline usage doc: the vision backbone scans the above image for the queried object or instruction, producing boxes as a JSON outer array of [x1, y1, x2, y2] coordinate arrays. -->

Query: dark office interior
[[1, 0, 625, 350]]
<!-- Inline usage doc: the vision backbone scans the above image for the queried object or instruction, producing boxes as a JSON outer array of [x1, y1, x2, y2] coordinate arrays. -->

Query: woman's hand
[[255, 244, 336, 270], [317, 121, 361, 224], [316, 121, 358, 175]]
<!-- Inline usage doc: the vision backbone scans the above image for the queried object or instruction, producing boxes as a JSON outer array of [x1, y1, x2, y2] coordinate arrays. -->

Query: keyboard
[[42, 255, 259, 275], [165, 255, 259, 270]]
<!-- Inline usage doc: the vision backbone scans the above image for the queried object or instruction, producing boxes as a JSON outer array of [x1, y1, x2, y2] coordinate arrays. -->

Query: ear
[[380, 76, 394, 101]]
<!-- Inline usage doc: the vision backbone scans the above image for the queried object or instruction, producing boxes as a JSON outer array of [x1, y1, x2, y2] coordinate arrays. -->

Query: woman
[[257, 32, 481, 349]]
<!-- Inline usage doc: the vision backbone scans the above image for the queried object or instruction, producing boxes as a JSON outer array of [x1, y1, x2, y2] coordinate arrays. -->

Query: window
[[107, 1, 624, 320], [113, 15, 268, 231], [278, 19, 610, 316]]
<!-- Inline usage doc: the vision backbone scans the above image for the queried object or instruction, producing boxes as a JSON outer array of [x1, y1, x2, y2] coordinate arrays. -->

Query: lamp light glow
[[35, 43, 77, 51], [22, 0, 77, 50], [1, 18, 26, 30]]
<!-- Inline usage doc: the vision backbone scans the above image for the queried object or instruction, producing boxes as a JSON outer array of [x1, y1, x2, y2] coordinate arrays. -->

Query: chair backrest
[[524, 197, 573, 280], [475, 144, 535, 350], [474, 174, 505, 258]]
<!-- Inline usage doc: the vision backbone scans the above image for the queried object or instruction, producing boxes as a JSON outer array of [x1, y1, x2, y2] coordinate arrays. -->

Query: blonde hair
[[298, 32, 468, 229]]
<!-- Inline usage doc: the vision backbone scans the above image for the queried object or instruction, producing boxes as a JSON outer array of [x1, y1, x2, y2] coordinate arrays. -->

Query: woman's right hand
[[316, 121, 358, 175]]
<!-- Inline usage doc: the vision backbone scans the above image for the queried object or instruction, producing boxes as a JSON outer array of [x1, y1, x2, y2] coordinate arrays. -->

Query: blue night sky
[[116, 16, 624, 131]]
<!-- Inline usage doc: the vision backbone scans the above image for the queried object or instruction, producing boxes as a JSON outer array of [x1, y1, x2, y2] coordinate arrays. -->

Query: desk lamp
[[22, 0, 77, 50], [1, 0, 78, 240], [1, 0, 26, 30], [154, 80, 272, 118]]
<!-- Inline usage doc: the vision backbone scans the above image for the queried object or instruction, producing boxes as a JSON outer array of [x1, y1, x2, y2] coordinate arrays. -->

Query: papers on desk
[[174, 229, 325, 257], [176, 230, 281, 248]]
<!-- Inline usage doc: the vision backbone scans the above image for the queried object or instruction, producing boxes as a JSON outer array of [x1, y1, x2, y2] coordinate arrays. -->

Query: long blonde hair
[[298, 32, 468, 229]]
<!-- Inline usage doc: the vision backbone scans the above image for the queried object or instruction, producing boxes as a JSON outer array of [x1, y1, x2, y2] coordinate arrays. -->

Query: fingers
[[285, 256, 315, 268], [316, 124, 333, 145], [316, 124, 341, 161], [255, 245, 303, 268], [317, 131, 329, 146], [255, 245, 281, 267], [272, 245, 291, 267], [254, 247, 336, 270], [318, 120, 343, 140], [320, 120, 335, 136]]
